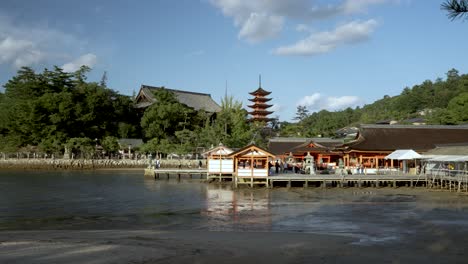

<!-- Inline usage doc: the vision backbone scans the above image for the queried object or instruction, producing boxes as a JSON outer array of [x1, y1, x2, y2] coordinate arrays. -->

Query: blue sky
[[1, 0, 467, 121]]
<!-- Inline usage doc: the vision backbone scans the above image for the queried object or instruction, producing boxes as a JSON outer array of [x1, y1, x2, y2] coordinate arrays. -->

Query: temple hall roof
[[134, 85, 221, 113], [343, 124, 468, 153]]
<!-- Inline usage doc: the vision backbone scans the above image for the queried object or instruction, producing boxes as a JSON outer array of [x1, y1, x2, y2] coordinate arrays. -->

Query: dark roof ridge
[[360, 124, 468, 129], [141, 84, 212, 97]]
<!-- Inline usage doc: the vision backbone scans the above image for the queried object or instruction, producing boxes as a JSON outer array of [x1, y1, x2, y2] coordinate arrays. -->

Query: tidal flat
[[1, 170, 468, 263]]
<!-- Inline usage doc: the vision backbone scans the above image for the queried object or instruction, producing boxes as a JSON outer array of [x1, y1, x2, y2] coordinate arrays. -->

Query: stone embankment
[[0, 158, 205, 170]]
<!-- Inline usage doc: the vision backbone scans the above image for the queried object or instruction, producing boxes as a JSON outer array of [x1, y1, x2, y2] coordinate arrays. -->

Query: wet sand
[[1, 228, 468, 264]]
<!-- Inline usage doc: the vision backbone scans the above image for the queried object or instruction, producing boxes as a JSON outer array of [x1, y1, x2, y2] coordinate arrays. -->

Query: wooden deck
[[144, 168, 207, 180], [144, 168, 468, 192], [268, 173, 426, 188]]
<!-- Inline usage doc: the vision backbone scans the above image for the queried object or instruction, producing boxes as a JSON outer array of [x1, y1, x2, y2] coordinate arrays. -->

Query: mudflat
[[1, 228, 467, 264]]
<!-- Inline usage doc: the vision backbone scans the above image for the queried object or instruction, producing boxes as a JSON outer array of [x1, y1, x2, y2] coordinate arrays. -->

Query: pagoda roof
[[248, 110, 274, 115], [248, 97, 272, 102], [249, 87, 271, 96], [247, 104, 273, 109], [248, 117, 276, 122]]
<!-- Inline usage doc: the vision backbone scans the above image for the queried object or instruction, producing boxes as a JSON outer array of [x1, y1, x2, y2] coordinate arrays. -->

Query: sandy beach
[[1, 228, 468, 264]]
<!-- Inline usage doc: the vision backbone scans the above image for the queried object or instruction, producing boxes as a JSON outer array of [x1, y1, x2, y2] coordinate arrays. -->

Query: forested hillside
[[279, 69, 468, 137]]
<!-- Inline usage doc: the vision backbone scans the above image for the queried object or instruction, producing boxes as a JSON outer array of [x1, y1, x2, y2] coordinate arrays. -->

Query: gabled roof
[[203, 143, 234, 157], [344, 124, 468, 152], [135, 85, 221, 113], [291, 138, 344, 154], [228, 144, 275, 158]]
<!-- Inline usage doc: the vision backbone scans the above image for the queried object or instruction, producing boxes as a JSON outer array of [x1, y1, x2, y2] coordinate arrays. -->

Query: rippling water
[[2, 170, 468, 245]]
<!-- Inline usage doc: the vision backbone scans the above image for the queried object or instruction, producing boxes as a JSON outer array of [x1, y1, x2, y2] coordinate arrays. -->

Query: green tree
[[140, 88, 192, 140], [66, 137, 95, 159], [0, 66, 138, 153], [101, 136, 120, 156], [213, 95, 253, 148], [294, 105, 309, 122], [445, 92, 468, 124]]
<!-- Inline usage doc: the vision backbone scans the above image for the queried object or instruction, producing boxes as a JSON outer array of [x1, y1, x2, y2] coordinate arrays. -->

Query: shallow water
[[2, 170, 468, 245]]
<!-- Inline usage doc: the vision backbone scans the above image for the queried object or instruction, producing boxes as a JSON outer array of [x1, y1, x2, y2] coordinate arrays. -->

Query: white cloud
[[0, 13, 91, 68], [298, 93, 321, 107], [209, 0, 388, 43], [61, 53, 97, 72], [238, 13, 283, 43], [0, 37, 44, 67], [297, 92, 362, 112], [273, 19, 378, 56]]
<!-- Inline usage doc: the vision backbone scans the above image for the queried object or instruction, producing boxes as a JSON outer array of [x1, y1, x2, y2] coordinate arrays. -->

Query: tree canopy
[[0, 66, 139, 155]]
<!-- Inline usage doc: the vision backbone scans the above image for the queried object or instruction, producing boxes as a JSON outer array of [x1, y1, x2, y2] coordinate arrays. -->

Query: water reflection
[[202, 184, 272, 231]]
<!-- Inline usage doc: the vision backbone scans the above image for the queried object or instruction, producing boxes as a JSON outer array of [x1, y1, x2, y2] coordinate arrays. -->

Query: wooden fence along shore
[[145, 168, 468, 193]]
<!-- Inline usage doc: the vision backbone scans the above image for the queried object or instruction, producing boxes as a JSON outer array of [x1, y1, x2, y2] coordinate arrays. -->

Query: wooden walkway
[[144, 168, 207, 180], [144, 168, 468, 193], [267, 173, 425, 188]]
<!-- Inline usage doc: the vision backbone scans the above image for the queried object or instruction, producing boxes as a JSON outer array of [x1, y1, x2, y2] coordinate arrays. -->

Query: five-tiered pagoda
[[248, 76, 274, 123]]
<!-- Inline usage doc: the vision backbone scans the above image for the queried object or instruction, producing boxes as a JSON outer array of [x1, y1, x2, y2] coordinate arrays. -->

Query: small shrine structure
[[203, 143, 234, 181], [228, 144, 276, 187]]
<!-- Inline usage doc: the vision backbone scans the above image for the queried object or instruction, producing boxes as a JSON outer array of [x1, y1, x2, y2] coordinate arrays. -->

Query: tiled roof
[[135, 85, 221, 113], [344, 124, 468, 152], [267, 137, 309, 155]]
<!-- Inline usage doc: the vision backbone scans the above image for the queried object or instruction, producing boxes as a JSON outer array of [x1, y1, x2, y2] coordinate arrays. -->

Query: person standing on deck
[[275, 160, 279, 174]]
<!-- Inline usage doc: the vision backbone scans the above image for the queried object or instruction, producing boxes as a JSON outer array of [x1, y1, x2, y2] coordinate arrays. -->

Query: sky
[[0, 0, 467, 121]]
